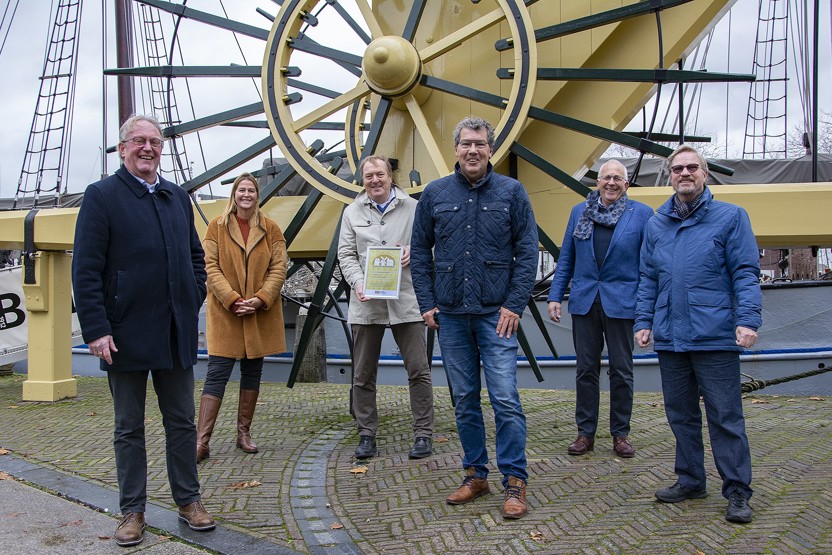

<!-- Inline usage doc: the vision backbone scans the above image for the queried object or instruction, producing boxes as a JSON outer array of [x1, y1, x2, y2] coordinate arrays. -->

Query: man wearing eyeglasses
[[547, 159, 653, 459], [411, 117, 538, 519], [635, 144, 761, 524], [72, 115, 214, 546]]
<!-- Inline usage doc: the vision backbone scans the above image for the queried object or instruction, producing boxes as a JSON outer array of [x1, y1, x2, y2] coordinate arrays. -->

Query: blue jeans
[[658, 350, 753, 499], [439, 311, 527, 486]]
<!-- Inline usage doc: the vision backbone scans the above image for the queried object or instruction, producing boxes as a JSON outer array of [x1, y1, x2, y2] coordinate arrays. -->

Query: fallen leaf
[[227, 480, 262, 489], [0, 471, 11, 480], [530, 531, 544, 541], [60, 519, 84, 527], [350, 466, 368, 474], [696, 551, 706, 555], [98, 535, 112, 540], [158, 535, 172, 541], [330, 523, 344, 530], [434, 436, 449, 443], [809, 396, 825, 401], [0, 448, 9, 455], [4, 512, 24, 518]]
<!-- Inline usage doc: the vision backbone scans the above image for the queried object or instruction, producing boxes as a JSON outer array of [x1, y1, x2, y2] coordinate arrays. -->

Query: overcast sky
[[0, 0, 829, 198]]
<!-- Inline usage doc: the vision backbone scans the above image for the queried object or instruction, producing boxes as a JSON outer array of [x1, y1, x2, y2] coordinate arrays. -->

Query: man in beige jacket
[[338, 155, 435, 460]]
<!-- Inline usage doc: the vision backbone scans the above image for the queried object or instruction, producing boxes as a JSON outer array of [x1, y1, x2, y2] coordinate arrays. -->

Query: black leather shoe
[[725, 491, 753, 523], [355, 436, 377, 459], [655, 482, 708, 503], [408, 437, 432, 459]]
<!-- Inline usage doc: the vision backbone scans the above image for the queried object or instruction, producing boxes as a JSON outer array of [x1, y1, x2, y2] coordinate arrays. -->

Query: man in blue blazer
[[548, 160, 653, 458]]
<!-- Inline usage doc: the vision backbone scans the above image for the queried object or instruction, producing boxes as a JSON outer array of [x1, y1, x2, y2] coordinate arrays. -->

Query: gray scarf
[[573, 190, 628, 240]]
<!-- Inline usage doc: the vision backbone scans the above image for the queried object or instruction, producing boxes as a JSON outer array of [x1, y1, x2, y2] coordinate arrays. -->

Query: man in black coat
[[72, 114, 214, 547]]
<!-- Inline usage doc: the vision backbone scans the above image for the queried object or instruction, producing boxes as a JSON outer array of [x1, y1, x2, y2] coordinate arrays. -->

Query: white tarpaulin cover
[[0, 265, 82, 365]]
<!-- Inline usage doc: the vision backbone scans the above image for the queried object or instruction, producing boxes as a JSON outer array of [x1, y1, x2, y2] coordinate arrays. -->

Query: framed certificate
[[363, 246, 403, 299]]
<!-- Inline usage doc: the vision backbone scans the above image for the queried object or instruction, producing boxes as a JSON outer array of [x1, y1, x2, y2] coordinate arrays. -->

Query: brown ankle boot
[[236, 389, 259, 453], [501, 476, 528, 519], [446, 467, 490, 505], [196, 395, 222, 463]]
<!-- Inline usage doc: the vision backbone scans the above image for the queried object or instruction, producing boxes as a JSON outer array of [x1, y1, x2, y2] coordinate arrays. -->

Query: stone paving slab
[[0, 374, 831, 554]]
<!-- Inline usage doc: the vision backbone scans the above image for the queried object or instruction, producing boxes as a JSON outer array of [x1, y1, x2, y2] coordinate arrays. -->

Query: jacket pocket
[[105, 271, 126, 323], [481, 260, 511, 306], [688, 290, 734, 340], [651, 290, 671, 342], [434, 203, 461, 240], [434, 261, 460, 307]]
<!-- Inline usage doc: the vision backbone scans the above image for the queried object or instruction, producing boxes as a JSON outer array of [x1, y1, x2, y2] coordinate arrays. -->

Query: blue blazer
[[547, 198, 653, 319]]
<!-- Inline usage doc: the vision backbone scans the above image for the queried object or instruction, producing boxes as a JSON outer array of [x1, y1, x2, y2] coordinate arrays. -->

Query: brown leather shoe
[[613, 436, 635, 458], [114, 512, 146, 547], [446, 468, 490, 505], [178, 501, 216, 531], [501, 476, 528, 519], [567, 435, 594, 455]]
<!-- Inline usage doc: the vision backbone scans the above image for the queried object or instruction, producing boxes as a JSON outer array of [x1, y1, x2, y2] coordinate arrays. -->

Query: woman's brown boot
[[236, 389, 259, 453], [196, 394, 222, 462]]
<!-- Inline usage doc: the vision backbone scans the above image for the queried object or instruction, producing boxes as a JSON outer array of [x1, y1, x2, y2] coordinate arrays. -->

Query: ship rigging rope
[[0, 0, 21, 57], [741, 363, 831, 393]]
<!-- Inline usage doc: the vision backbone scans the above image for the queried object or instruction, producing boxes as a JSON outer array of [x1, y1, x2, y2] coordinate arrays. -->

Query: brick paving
[[0, 374, 830, 554]]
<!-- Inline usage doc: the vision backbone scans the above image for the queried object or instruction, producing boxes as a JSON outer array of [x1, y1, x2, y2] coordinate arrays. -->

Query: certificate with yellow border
[[363, 246, 403, 299]]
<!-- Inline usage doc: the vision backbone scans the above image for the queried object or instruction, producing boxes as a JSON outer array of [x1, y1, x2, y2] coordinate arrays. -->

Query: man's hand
[[635, 329, 652, 348], [496, 307, 520, 339], [422, 307, 440, 330], [355, 281, 370, 302], [89, 335, 118, 365], [400, 245, 410, 267], [547, 301, 562, 323], [736, 326, 757, 348]]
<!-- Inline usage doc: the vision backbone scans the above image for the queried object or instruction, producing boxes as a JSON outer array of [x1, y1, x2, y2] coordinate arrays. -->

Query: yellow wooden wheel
[[262, 0, 537, 204]]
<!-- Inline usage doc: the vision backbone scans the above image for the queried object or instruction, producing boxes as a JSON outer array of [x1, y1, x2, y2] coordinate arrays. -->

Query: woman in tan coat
[[196, 173, 287, 462]]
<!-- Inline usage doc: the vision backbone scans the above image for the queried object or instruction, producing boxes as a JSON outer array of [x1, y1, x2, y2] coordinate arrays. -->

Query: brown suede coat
[[204, 214, 287, 358]]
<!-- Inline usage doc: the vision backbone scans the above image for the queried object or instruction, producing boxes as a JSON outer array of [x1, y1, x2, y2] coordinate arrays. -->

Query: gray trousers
[[351, 322, 434, 439], [107, 366, 201, 514]]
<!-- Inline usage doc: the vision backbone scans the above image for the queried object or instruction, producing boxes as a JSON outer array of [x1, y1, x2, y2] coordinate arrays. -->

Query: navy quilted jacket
[[411, 163, 539, 316]]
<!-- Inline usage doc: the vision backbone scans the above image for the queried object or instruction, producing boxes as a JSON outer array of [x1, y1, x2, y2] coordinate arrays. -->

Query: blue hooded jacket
[[634, 187, 762, 352]]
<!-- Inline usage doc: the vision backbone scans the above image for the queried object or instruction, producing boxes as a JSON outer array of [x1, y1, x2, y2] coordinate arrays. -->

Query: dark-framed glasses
[[670, 163, 700, 174], [458, 140, 490, 150], [124, 136, 164, 148]]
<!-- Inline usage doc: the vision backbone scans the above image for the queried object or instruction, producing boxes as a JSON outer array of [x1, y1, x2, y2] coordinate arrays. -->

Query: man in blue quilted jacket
[[411, 117, 539, 520], [635, 144, 761, 525]]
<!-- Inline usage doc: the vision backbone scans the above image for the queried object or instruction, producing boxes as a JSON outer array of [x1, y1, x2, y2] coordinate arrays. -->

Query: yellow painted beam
[[21, 251, 76, 401], [532, 183, 832, 249]]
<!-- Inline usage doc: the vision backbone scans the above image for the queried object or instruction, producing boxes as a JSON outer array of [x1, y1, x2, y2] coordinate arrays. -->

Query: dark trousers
[[658, 350, 753, 499], [352, 322, 434, 439], [107, 366, 201, 514], [572, 302, 634, 437], [202, 355, 264, 398]]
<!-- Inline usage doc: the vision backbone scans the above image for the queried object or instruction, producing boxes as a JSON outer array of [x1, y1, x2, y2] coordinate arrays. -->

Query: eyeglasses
[[598, 175, 625, 183], [458, 141, 490, 150], [670, 163, 700, 174], [123, 136, 164, 148]]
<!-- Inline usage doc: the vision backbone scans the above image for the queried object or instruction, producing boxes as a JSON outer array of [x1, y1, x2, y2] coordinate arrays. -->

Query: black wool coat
[[72, 166, 207, 371]]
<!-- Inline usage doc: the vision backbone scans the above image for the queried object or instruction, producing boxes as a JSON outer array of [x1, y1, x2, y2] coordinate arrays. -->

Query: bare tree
[[787, 111, 832, 158]]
